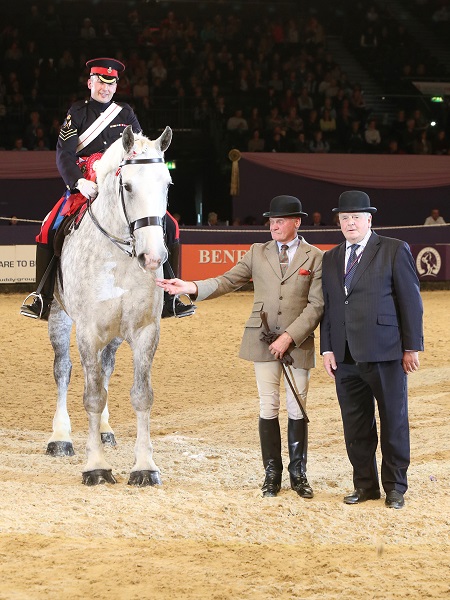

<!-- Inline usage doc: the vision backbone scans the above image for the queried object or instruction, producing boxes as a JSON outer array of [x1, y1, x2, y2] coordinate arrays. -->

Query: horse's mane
[[94, 131, 156, 188]]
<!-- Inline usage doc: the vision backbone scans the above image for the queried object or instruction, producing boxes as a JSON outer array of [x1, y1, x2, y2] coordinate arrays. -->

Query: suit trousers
[[334, 358, 410, 494], [254, 361, 310, 420]]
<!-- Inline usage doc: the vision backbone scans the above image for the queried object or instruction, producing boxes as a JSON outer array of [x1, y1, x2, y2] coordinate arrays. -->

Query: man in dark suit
[[320, 190, 424, 509]]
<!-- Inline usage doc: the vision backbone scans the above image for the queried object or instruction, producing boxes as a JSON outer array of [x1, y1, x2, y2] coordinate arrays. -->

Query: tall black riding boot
[[161, 241, 196, 318], [259, 417, 283, 497], [20, 244, 57, 321], [288, 418, 313, 498]]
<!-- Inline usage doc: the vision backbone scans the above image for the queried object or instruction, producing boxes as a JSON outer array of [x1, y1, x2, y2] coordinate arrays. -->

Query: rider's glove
[[76, 178, 98, 200]]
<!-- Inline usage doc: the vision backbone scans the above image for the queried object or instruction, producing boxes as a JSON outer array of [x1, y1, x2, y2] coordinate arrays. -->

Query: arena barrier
[[1, 222, 448, 284]]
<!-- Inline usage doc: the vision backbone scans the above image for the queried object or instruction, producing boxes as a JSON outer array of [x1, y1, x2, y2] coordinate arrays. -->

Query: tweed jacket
[[320, 231, 424, 363], [195, 237, 324, 368]]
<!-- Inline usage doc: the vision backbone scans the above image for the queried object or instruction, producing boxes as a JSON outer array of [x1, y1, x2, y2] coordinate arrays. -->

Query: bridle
[[87, 156, 165, 258]]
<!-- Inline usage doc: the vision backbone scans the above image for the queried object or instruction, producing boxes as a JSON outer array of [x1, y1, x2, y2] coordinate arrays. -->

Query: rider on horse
[[20, 57, 195, 320]]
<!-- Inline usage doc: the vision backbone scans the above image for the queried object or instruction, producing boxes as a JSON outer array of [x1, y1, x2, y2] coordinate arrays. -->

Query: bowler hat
[[332, 190, 377, 213], [263, 195, 308, 218], [86, 57, 125, 83]]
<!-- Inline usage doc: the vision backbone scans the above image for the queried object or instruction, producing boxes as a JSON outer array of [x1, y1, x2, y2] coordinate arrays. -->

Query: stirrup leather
[[20, 292, 44, 319]]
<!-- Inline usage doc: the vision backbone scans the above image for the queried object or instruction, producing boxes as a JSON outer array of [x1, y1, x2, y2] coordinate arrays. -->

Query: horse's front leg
[[128, 324, 162, 487], [46, 303, 75, 457], [78, 334, 116, 486], [99, 337, 123, 446]]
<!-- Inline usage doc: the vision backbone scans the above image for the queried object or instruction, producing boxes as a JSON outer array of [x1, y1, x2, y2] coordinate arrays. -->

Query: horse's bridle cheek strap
[[131, 216, 163, 232]]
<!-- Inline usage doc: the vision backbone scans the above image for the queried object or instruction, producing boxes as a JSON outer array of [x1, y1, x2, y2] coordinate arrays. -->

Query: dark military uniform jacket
[[56, 98, 141, 190]]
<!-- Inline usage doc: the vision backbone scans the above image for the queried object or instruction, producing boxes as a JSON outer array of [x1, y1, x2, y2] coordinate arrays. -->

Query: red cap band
[[91, 66, 118, 78]]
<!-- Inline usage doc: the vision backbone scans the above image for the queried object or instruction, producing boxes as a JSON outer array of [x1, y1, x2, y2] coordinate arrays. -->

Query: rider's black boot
[[161, 241, 196, 318], [287, 418, 314, 498], [259, 417, 283, 497], [20, 245, 56, 321]]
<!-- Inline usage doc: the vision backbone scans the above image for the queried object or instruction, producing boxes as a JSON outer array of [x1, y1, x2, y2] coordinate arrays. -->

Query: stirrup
[[20, 292, 44, 319], [173, 294, 196, 318]]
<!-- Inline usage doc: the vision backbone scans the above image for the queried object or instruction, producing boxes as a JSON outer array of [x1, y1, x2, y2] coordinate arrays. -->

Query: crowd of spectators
[[1, 0, 450, 162]]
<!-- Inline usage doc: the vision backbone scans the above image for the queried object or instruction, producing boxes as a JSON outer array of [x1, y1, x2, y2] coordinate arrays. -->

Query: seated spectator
[[400, 118, 419, 153], [297, 87, 314, 118], [207, 212, 219, 226], [283, 106, 304, 140], [304, 109, 320, 137], [227, 108, 248, 132], [265, 106, 284, 133], [247, 106, 263, 132], [413, 130, 432, 155], [310, 212, 326, 226], [349, 85, 370, 122], [385, 139, 405, 155], [291, 131, 309, 153], [364, 118, 382, 151], [319, 108, 337, 135], [390, 108, 407, 141], [347, 120, 365, 153], [266, 127, 288, 153], [309, 130, 330, 153], [247, 129, 265, 152], [424, 209, 446, 225], [433, 129, 450, 155], [319, 97, 337, 120], [12, 137, 28, 151]]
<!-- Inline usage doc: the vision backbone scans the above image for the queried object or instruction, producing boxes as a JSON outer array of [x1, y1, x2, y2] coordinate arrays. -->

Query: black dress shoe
[[290, 474, 314, 498], [344, 488, 381, 504], [385, 490, 405, 509]]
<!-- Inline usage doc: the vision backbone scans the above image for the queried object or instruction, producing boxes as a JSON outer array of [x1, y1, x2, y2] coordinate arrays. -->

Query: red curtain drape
[[0, 152, 59, 179], [241, 153, 450, 189]]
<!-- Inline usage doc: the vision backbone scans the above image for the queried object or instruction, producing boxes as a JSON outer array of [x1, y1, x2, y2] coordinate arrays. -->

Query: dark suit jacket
[[320, 232, 424, 363]]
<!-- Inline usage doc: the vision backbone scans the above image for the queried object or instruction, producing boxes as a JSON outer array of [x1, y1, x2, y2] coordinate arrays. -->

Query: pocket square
[[299, 269, 311, 276]]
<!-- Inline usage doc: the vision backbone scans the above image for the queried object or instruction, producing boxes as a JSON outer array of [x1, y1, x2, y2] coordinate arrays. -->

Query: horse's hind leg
[[128, 324, 162, 487], [46, 302, 75, 457], [100, 337, 122, 447]]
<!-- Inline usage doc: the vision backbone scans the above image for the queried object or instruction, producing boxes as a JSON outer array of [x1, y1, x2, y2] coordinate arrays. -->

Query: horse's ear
[[157, 126, 172, 153], [122, 125, 135, 154]]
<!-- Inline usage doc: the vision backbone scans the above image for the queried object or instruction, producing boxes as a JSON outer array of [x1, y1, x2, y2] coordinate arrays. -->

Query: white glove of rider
[[76, 178, 98, 200]]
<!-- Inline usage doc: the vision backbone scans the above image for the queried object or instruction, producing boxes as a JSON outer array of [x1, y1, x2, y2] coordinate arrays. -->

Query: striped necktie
[[279, 244, 289, 276], [344, 244, 360, 291]]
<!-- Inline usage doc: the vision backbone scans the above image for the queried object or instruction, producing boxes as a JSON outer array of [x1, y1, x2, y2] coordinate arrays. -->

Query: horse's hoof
[[46, 441, 75, 457], [101, 432, 117, 447], [128, 470, 162, 487], [82, 469, 117, 486]]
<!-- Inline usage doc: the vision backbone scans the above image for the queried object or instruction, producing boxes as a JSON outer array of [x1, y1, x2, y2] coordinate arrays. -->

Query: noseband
[[87, 156, 165, 258]]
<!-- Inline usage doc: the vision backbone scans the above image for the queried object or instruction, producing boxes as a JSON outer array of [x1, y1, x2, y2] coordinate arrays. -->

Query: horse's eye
[[123, 183, 132, 193]]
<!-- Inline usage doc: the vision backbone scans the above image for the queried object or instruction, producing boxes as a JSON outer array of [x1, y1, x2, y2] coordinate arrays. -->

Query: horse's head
[[96, 126, 173, 272]]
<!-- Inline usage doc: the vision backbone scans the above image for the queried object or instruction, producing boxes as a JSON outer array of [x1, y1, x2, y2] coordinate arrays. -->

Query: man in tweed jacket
[[157, 196, 324, 498]]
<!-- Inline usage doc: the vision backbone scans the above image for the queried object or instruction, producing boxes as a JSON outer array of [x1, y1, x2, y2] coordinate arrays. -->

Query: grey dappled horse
[[47, 125, 172, 486]]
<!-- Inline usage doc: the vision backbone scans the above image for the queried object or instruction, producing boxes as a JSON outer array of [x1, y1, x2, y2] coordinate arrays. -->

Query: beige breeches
[[254, 361, 310, 420]]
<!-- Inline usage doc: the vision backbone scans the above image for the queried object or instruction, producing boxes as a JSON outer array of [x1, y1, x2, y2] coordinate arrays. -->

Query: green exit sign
[[431, 96, 444, 103], [166, 161, 176, 170]]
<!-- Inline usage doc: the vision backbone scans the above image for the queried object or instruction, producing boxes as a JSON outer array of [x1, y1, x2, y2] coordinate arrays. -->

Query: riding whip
[[259, 311, 309, 422]]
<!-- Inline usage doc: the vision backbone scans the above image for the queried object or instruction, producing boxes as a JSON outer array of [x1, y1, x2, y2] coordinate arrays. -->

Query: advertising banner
[[411, 244, 450, 282], [181, 244, 336, 280], [0, 245, 36, 283]]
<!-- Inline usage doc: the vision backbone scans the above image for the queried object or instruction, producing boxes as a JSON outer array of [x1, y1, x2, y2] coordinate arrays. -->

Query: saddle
[[53, 204, 88, 257]]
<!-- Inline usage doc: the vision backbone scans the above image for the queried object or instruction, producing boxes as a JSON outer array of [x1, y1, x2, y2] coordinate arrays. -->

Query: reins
[[86, 156, 165, 258]]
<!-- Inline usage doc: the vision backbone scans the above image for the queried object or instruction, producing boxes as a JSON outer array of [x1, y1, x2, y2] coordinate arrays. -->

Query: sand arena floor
[[0, 291, 449, 599]]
